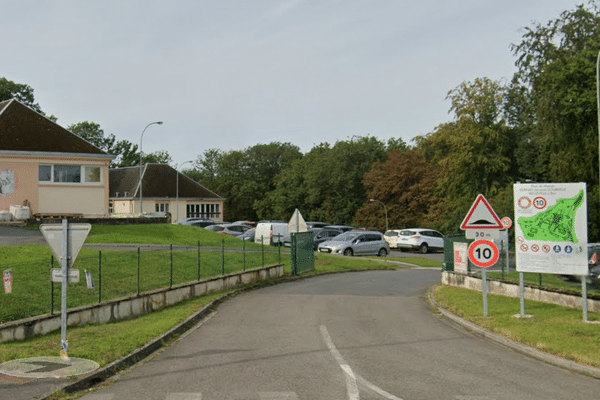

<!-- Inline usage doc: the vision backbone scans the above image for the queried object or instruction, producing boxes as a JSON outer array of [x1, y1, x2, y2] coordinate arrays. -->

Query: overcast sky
[[2, 0, 581, 166]]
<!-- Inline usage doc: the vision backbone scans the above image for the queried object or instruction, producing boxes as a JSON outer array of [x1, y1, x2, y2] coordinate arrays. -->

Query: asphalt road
[[76, 269, 600, 400]]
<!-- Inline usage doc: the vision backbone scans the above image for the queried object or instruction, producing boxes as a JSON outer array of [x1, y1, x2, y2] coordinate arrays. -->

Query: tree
[[0, 77, 42, 113], [69, 121, 171, 168], [414, 78, 516, 232], [510, 1, 600, 240], [264, 136, 389, 224], [355, 148, 439, 230]]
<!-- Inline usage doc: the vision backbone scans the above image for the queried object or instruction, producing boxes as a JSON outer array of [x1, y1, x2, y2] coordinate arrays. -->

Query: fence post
[[137, 247, 141, 296], [243, 238, 246, 271], [222, 239, 225, 275], [50, 255, 54, 315], [278, 235, 281, 265], [170, 244, 173, 289], [98, 251, 102, 303], [262, 237, 265, 267], [197, 241, 201, 281]]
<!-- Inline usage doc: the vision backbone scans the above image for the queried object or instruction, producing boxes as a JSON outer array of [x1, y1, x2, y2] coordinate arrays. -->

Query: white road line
[[258, 392, 299, 399], [320, 325, 403, 400], [165, 393, 202, 400], [320, 325, 360, 400]]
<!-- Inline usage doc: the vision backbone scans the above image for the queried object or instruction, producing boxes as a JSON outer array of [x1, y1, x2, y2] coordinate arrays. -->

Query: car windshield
[[333, 231, 362, 241], [384, 231, 398, 237]]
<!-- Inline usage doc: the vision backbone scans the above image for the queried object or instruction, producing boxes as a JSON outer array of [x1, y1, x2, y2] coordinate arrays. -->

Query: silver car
[[317, 231, 390, 257]]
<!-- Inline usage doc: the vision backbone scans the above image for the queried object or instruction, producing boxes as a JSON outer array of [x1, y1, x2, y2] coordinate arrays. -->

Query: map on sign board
[[514, 183, 587, 275], [517, 189, 584, 243]]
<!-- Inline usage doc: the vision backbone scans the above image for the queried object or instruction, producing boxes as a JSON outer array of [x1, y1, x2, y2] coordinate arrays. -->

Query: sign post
[[40, 220, 91, 361], [461, 195, 503, 317]]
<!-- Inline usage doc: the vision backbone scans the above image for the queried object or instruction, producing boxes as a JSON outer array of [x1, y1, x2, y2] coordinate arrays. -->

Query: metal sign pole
[[482, 269, 488, 317], [582, 277, 589, 322], [519, 272, 526, 317], [60, 219, 69, 360]]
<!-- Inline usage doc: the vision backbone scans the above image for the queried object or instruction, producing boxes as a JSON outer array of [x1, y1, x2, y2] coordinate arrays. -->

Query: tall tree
[[0, 77, 42, 113], [69, 121, 171, 167], [415, 78, 516, 232]]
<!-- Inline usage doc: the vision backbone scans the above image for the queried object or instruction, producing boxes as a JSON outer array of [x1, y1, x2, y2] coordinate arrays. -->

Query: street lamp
[[370, 198, 388, 232], [139, 121, 163, 215], [176, 160, 194, 223]]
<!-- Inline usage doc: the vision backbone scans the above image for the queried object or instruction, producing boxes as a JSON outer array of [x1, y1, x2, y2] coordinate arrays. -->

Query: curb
[[428, 285, 600, 380]]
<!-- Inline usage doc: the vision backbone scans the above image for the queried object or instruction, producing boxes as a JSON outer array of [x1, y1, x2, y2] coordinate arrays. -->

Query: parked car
[[317, 230, 390, 257], [396, 228, 444, 253], [306, 221, 329, 229], [384, 229, 402, 249], [282, 227, 343, 249], [187, 219, 217, 228], [204, 223, 247, 237], [324, 225, 354, 232], [237, 228, 256, 242], [255, 222, 289, 246]]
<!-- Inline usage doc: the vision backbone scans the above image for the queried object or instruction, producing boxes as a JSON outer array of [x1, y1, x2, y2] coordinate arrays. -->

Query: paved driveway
[[0, 226, 46, 246]]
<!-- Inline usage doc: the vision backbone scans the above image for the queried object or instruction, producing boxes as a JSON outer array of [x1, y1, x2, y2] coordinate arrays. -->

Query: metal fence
[[1, 239, 285, 324]]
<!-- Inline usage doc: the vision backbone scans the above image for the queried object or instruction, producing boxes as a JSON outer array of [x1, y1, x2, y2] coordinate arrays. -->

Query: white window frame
[[38, 164, 103, 185]]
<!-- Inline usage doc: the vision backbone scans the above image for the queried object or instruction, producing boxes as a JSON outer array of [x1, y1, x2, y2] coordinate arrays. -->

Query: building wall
[[110, 198, 224, 223], [0, 154, 112, 218]]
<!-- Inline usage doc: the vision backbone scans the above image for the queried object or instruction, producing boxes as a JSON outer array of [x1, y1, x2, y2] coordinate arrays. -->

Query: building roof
[[0, 99, 110, 156], [110, 163, 224, 200]]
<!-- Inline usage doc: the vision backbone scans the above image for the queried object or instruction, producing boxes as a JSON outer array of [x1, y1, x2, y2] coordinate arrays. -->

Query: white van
[[255, 222, 289, 246]]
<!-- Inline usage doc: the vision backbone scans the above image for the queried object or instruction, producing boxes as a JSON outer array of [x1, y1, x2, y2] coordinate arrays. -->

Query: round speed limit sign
[[468, 240, 499, 268]]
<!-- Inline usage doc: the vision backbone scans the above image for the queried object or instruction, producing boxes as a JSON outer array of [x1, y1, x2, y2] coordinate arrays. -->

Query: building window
[[156, 203, 170, 213], [186, 203, 221, 219], [38, 164, 102, 184], [39, 165, 52, 182], [84, 166, 101, 183], [54, 165, 81, 183]]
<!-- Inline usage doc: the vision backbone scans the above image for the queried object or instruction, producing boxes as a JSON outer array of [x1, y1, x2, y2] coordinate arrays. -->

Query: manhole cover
[[0, 356, 99, 379]]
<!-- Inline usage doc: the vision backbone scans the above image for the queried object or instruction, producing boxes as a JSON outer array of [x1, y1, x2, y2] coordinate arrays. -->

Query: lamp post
[[139, 121, 163, 215], [176, 160, 193, 223], [370, 198, 388, 232]]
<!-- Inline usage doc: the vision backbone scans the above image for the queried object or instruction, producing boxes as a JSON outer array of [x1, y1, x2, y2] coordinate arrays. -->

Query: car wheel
[[419, 243, 428, 254], [378, 248, 388, 257], [343, 248, 354, 257]]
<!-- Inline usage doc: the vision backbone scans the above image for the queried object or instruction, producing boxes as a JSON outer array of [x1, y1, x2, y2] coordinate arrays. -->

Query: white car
[[397, 228, 444, 253], [384, 229, 403, 248]]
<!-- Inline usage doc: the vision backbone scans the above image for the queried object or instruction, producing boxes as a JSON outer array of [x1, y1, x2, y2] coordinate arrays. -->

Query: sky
[[2, 0, 583, 166]]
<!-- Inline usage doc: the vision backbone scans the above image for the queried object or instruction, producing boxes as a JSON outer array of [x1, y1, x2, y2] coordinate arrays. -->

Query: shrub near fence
[[0, 238, 284, 325]]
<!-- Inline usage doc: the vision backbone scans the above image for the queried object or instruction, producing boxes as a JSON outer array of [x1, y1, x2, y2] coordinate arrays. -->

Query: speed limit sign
[[468, 240, 499, 268]]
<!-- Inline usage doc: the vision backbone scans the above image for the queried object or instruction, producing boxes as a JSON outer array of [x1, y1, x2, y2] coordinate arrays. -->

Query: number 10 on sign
[[468, 240, 499, 268]]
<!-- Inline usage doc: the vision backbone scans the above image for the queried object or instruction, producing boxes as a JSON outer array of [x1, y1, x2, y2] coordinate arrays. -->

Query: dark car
[[282, 227, 343, 250]]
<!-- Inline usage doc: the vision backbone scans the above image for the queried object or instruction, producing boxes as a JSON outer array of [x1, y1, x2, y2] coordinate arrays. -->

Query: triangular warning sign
[[460, 194, 502, 229], [288, 208, 308, 233]]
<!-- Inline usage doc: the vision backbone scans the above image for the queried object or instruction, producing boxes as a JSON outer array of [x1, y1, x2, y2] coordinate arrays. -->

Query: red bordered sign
[[468, 240, 500, 268]]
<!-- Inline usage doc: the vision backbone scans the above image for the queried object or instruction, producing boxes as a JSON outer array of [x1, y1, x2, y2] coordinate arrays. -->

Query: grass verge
[[434, 285, 600, 368]]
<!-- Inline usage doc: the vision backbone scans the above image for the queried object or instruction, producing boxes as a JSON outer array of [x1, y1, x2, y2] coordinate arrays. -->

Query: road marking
[[165, 393, 202, 400], [258, 392, 298, 399], [320, 325, 403, 400]]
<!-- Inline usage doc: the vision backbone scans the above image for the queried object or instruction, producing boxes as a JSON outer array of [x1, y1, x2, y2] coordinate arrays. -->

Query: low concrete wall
[[442, 271, 600, 313], [0, 265, 283, 343]]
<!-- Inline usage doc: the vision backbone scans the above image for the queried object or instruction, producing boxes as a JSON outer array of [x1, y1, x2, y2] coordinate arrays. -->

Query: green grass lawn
[[434, 285, 600, 368]]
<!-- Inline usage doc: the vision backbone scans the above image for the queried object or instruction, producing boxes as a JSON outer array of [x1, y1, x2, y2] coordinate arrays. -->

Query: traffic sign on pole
[[468, 240, 500, 268], [461, 194, 503, 230]]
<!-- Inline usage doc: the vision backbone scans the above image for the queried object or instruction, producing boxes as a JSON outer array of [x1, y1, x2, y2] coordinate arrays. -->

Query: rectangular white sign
[[514, 182, 587, 275], [453, 242, 468, 274]]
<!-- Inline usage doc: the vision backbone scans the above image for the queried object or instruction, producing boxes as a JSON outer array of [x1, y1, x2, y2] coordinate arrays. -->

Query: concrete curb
[[428, 285, 600, 380]]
